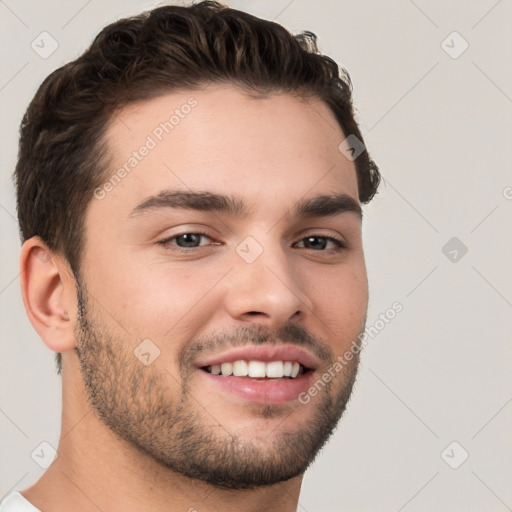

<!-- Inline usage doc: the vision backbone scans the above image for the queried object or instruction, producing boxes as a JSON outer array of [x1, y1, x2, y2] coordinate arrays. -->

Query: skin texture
[[20, 84, 368, 512]]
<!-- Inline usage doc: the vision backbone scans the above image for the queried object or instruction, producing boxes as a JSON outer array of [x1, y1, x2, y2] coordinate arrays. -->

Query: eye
[[159, 232, 213, 249], [295, 235, 346, 251]]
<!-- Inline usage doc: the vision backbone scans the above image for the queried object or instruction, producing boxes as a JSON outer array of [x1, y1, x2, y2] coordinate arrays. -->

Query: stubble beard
[[74, 283, 362, 490]]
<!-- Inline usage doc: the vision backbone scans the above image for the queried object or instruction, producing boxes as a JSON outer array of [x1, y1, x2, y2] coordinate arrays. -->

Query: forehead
[[96, 84, 359, 217]]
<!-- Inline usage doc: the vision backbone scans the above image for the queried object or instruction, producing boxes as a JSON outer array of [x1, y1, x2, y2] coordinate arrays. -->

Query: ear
[[20, 237, 77, 353]]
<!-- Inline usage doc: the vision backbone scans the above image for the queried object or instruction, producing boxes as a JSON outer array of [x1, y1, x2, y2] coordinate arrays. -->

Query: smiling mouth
[[200, 360, 311, 379]]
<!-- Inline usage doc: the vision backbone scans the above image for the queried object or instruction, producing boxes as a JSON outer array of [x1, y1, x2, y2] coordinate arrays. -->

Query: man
[[2, 1, 380, 510]]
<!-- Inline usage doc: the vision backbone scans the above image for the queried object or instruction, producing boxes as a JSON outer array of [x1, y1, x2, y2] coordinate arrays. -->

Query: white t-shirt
[[0, 491, 40, 512]]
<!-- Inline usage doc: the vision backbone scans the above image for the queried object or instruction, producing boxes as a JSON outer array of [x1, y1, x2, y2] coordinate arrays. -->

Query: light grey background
[[1, 1, 511, 510]]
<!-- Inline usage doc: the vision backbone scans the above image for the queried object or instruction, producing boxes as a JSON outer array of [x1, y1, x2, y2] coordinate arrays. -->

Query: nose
[[223, 239, 313, 330]]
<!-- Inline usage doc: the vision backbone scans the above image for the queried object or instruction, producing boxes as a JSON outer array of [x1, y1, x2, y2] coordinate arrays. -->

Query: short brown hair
[[14, 0, 380, 371]]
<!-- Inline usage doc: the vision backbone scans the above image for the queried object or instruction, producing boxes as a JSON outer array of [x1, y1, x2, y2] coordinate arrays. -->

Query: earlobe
[[20, 237, 77, 353]]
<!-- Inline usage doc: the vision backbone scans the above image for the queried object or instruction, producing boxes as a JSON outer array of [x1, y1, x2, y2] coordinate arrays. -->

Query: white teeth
[[207, 360, 305, 378], [248, 360, 266, 378], [220, 362, 233, 376], [232, 360, 248, 377], [266, 361, 284, 378]]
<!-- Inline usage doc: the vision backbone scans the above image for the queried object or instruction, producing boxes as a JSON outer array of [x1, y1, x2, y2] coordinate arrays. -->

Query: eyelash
[[158, 231, 216, 252], [158, 232, 347, 252]]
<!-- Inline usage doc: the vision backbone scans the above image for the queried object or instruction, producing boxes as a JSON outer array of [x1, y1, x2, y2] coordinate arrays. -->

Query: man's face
[[75, 84, 368, 488]]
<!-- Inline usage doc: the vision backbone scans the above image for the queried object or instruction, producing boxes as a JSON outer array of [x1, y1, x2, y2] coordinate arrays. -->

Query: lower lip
[[198, 369, 315, 404]]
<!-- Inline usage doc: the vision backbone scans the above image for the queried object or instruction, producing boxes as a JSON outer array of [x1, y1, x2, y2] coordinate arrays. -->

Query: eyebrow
[[130, 190, 362, 220]]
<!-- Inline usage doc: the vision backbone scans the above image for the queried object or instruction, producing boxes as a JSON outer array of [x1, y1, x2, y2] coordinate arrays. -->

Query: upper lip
[[195, 344, 319, 370]]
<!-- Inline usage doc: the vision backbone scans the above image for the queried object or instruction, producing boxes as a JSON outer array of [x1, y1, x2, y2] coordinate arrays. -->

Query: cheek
[[313, 264, 368, 348], [107, 261, 227, 340], [84, 262, 226, 378]]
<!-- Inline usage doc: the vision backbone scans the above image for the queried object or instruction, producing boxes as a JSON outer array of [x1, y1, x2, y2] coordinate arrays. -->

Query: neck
[[21, 357, 303, 512]]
